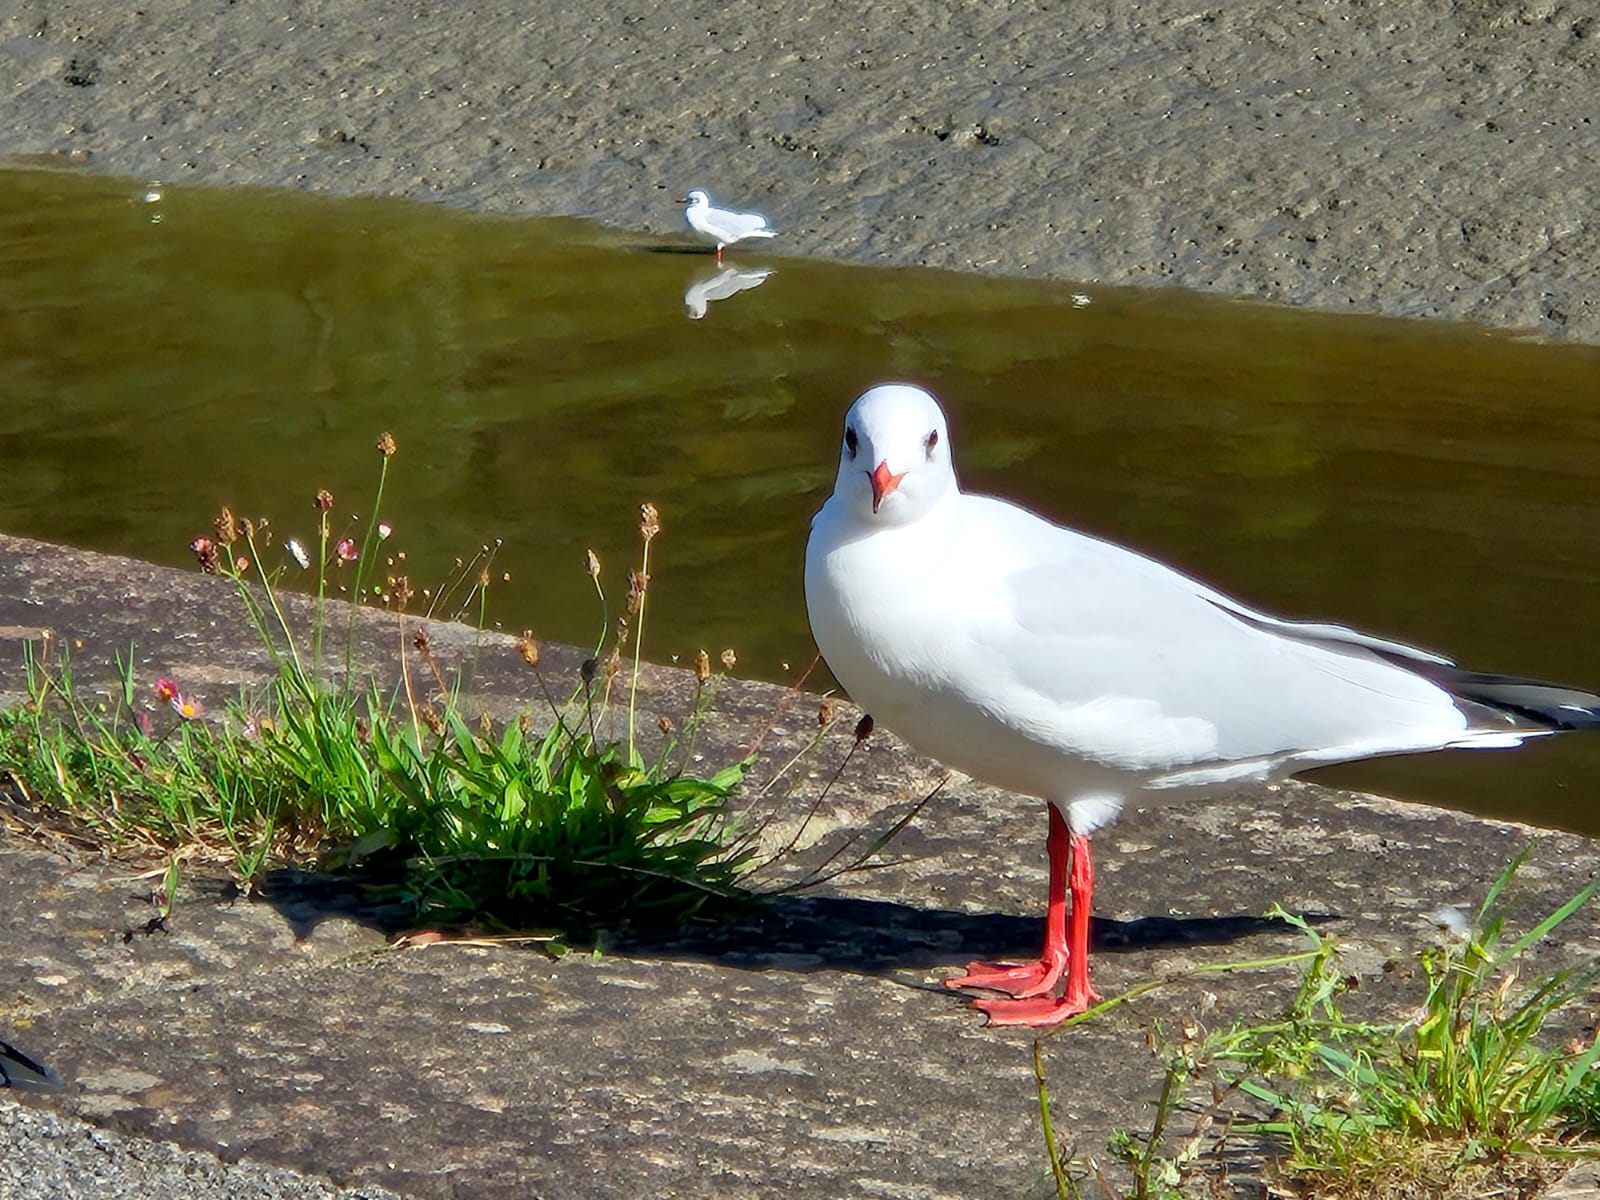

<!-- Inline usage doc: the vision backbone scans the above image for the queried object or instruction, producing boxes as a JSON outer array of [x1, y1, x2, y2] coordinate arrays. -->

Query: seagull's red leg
[[715, 244, 724, 263], [1061, 831, 1101, 1010], [944, 804, 1069, 998], [973, 831, 1101, 1027]]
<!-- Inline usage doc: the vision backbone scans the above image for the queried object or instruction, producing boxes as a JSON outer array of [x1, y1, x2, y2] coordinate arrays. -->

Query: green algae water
[[2, 163, 1598, 833]]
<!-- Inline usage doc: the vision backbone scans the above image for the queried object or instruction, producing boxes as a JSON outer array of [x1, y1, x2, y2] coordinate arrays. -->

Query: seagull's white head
[[681, 189, 710, 210], [831, 384, 957, 526]]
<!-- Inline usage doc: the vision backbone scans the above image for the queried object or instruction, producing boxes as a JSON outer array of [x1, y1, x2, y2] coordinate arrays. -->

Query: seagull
[[804, 382, 1600, 1028], [679, 189, 777, 262]]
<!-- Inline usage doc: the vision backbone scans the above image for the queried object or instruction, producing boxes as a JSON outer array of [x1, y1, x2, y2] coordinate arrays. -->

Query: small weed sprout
[[1035, 852, 1600, 1200]]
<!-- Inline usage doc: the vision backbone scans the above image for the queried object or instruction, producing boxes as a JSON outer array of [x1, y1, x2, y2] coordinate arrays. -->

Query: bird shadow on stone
[[240, 868, 1334, 976], [613, 893, 1339, 978], [244, 867, 416, 943]]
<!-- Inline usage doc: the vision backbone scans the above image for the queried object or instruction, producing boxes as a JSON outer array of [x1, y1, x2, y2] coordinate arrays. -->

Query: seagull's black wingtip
[[0, 1039, 67, 1093]]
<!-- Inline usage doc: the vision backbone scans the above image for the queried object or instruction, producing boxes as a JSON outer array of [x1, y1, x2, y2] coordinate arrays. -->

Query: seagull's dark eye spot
[[925, 428, 939, 460], [845, 427, 859, 460]]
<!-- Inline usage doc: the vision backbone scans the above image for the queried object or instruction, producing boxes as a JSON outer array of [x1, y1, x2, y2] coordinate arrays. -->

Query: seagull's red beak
[[870, 461, 906, 513]]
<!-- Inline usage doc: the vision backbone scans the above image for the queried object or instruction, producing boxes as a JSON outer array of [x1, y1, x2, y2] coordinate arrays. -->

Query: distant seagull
[[684, 265, 774, 319], [679, 189, 777, 262], [1, 1038, 66, 1092]]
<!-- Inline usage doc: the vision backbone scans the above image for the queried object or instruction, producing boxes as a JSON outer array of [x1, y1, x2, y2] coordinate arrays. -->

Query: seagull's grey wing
[[959, 498, 1475, 770], [724, 210, 775, 238]]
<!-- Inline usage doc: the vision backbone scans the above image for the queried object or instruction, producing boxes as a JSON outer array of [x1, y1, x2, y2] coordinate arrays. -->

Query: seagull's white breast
[[805, 494, 1206, 804]]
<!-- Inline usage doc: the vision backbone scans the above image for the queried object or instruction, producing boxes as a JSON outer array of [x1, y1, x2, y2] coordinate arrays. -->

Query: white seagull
[[679, 189, 777, 262], [804, 382, 1600, 1027]]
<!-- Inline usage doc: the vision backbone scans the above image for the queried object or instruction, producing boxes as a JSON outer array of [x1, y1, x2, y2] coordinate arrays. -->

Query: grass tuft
[[0, 434, 777, 937], [1034, 852, 1600, 1200]]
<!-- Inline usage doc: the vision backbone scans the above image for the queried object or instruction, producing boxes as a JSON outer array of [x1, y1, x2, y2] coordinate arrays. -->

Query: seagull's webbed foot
[[972, 968, 1101, 1026], [943, 954, 1065, 999], [972, 990, 1097, 1028]]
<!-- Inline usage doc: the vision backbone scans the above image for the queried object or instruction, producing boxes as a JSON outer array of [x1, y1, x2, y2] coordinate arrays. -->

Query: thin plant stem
[[1034, 1040, 1075, 1200], [344, 451, 392, 682], [628, 534, 652, 762], [314, 506, 329, 683], [240, 533, 309, 693]]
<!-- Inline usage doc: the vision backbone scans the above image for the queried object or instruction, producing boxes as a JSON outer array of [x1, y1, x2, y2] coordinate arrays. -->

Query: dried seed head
[[818, 699, 835, 727], [516, 634, 540, 668], [854, 714, 875, 742], [189, 536, 219, 574], [1426, 905, 1472, 943], [393, 576, 412, 608], [479, 566, 492, 589], [694, 649, 711, 683], [314, 489, 334, 512], [376, 431, 397, 457], [585, 549, 601, 579], [412, 628, 431, 655], [626, 569, 647, 615], [354, 717, 370, 743], [240, 516, 256, 539], [214, 506, 239, 545], [639, 502, 661, 543], [658, 714, 675, 734], [615, 614, 631, 647], [720, 648, 737, 671], [603, 649, 621, 680], [419, 705, 443, 736]]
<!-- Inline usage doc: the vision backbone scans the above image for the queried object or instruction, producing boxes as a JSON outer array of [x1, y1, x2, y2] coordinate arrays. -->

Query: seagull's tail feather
[[1421, 665, 1600, 733]]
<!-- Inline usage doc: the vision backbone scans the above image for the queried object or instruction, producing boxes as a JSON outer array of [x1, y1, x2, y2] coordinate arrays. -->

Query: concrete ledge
[[4, 533, 1600, 1197]]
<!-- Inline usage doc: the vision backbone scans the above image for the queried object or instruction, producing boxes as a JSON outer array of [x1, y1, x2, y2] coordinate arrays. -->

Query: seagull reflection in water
[[684, 265, 774, 320]]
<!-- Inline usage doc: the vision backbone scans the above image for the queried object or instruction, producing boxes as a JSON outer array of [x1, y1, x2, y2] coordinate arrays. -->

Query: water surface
[[3, 165, 1598, 834]]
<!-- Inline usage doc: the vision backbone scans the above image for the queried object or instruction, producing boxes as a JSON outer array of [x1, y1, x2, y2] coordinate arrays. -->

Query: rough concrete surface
[[5, 533, 1600, 1198], [1, 0, 1597, 341]]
